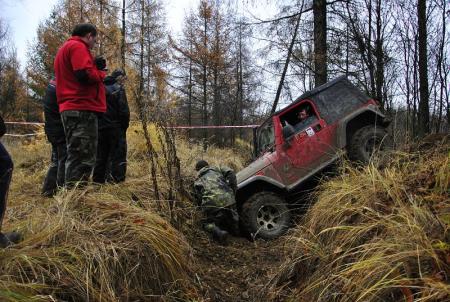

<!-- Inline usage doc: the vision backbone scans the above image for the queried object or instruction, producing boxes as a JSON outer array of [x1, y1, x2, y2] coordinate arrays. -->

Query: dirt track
[[187, 227, 286, 302]]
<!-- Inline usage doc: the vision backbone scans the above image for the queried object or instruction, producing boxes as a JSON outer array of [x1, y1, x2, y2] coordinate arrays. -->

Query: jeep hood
[[237, 155, 271, 184]]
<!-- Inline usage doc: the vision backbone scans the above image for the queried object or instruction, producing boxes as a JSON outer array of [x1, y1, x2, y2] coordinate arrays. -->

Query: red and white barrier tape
[[4, 121, 44, 126], [5, 121, 259, 129], [4, 133, 38, 137], [3, 121, 42, 137], [2, 121, 260, 137], [168, 125, 259, 129]]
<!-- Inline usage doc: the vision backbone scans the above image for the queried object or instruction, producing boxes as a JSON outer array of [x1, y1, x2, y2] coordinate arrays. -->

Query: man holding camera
[[54, 23, 107, 187]]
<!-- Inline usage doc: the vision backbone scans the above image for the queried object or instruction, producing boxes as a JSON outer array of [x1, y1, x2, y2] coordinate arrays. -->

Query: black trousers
[[0, 142, 13, 231], [109, 128, 127, 182], [93, 128, 119, 183], [42, 136, 67, 196]]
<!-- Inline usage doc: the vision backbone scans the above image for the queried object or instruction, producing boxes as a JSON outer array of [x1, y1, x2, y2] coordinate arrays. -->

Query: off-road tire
[[347, 125, 391, 164], [241, 191, 290, 240]]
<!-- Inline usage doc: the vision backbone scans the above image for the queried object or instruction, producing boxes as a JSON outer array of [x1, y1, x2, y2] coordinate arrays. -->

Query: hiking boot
[[212, 227, 229, 245], [0, 231, 22, 248]]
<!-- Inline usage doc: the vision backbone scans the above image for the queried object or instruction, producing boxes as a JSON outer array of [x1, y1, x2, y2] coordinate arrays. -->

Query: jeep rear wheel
[[348, 125, 391, 164], [241, 192, 290, 240]]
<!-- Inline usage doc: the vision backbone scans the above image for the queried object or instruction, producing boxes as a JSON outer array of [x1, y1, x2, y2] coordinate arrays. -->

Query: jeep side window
[[280, 102, 319, 135], [257, 122, 274, 155]]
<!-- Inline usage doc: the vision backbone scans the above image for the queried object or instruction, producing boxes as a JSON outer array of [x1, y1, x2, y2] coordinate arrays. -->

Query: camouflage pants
[[61, 110, 98, 187], [202, 204, 240, 236]]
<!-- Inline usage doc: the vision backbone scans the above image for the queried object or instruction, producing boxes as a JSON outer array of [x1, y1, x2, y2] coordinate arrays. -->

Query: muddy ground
[[185, 225, 287, 302]]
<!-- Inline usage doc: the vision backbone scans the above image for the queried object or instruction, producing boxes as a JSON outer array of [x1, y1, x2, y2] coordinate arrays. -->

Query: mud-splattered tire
[[347, 125, 391, 164], [241, 192, 290, 240]]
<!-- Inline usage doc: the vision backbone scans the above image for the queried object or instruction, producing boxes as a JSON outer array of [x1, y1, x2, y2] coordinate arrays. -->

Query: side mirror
[[282, 124, 295, 139]]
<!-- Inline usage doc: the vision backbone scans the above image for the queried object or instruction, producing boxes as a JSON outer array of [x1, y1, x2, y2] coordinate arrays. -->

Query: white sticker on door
[[306, 127, 315, 137]]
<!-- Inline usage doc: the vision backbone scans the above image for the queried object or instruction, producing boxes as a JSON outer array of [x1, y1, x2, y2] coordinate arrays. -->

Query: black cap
[[195, 160, 209, 171], [111, 69, 126, 79]]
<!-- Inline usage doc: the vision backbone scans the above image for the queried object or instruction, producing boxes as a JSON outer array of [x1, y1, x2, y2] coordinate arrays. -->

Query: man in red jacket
[[54, 23, 106, 187]]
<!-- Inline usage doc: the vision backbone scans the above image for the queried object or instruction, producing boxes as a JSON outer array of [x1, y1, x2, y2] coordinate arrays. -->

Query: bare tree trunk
[[367, 0, 376, 97], [238, 21, 243, 138], [136, 0, 160, 203], [402, 29, 411, 136], [271, 12, 302, 114], [313, 0, 327, 86], [436, 0, 446, 133], [188, 41, 193, 137], [202, 13, 208, 151], [374, 0, 384, 108], [99, 0, 104, 55], [80, 0, 84, 22], [412, 34, 419, 135], [121, 0, 126, 70], [417, 0, 430, 137], [345, 23, 349, 76]]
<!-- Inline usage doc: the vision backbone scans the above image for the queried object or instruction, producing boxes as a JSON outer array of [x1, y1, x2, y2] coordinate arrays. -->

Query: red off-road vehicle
[[236, 76, 391, 239]]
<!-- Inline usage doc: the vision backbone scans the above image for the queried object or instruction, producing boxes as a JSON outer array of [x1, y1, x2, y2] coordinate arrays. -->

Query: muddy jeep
[[236, 76, 391, 239]]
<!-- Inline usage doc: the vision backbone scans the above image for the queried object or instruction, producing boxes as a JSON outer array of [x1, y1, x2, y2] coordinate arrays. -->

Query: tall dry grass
[[0, 129, 196, 301], [0, 124, 247, 301], [269, 136, 450, 301]]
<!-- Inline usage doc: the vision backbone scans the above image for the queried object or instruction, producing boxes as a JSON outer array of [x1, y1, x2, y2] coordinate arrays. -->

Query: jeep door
[[274, 100, 336, 187]]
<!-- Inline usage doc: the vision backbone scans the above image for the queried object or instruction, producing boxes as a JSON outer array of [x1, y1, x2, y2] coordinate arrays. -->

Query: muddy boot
[[0, 231, 21, 248], [212, 227, 229, 245]]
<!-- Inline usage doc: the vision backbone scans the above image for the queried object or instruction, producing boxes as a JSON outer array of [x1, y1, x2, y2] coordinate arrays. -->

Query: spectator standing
[[93, 69, 129, 183], [54, 23, 106, 187], [109, 69, 129, 183], [41, 78, 67, 196], [0, 116, 21, 247]]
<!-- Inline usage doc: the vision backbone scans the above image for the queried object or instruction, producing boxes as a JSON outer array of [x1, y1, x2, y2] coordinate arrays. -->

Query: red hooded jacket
[[54, 36, 106, 113]]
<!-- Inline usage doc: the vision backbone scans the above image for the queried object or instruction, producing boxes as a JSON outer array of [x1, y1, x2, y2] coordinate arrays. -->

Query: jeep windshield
[[256, 121, 274, 156]]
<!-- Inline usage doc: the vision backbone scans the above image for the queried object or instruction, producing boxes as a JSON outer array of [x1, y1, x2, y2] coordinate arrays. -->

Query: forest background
[[0, 0, 448, 146]]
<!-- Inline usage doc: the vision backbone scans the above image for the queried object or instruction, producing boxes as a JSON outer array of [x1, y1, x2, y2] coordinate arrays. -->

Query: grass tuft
[[269, 135, 450, 302]]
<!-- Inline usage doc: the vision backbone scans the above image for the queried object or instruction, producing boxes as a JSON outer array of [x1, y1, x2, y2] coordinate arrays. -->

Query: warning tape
[[3, 121, 260, 137], [3, 121, 42, 138], [4, 121, 44, 126], [4, 133, 38, 137], [5, 121, 260, 129], [168, 125, 259, 129]]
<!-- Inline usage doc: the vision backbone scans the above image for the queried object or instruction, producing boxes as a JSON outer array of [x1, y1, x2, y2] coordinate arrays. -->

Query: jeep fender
[[236, 176, 287, 207], [336, 105, 389, 149]]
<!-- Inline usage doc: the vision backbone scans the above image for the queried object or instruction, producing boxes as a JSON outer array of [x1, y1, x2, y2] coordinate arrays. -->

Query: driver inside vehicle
[[294, 106, 318, 132]]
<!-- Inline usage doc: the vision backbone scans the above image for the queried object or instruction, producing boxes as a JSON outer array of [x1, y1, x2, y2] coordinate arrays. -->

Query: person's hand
[[94, 56, 107, 71]]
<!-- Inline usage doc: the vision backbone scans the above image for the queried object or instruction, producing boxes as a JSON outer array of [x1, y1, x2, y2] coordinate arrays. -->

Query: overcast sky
[[0, 0, 206, 67], [0, 0, 275, 69]]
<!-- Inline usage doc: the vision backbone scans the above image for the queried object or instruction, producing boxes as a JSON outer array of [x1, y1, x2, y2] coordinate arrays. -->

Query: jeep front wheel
[[241, 192, 290, 240], [348, 125, 391, 164]]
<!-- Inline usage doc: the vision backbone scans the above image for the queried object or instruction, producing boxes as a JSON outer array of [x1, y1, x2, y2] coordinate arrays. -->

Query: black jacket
[[98, 76, 130, 130], [43, 80, 65, 140]]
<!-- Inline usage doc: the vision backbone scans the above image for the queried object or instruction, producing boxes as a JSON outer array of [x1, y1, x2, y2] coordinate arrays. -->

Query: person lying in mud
[[193, 160, 239, 244]]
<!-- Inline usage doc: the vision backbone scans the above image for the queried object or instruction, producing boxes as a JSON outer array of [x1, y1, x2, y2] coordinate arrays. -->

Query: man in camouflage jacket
[[193, 160, 239, 243]]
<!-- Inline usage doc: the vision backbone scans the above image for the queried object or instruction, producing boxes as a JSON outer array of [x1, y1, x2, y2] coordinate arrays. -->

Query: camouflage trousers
[[202, 204, 240, 236], [61, 110, 98, 187]]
